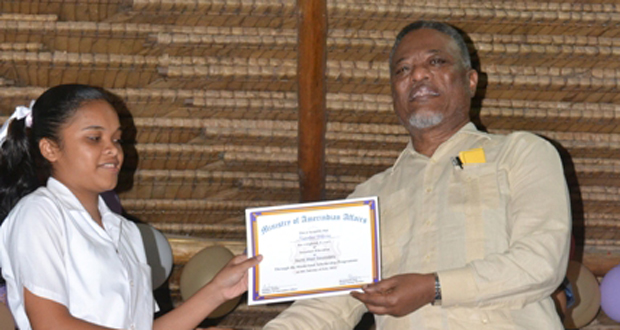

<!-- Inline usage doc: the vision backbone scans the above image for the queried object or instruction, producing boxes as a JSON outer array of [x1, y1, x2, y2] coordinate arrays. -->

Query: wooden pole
[[297, 0, 327, 202]]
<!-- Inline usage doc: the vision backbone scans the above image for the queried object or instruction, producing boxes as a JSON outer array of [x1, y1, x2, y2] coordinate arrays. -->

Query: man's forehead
[[391, 28, 459, 62]]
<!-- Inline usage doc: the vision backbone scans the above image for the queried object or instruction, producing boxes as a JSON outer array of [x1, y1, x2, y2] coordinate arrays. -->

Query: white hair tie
[[0, 100, 35, 147]]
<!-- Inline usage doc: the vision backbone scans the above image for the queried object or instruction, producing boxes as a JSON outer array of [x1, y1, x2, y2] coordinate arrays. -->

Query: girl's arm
[[153, 254, 262, 330], [24, 288, 117, 330], [24, 254, 261, 330]]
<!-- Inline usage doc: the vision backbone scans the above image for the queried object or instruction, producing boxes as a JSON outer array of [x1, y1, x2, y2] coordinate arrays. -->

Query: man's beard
[[409, 113, 444, 129]]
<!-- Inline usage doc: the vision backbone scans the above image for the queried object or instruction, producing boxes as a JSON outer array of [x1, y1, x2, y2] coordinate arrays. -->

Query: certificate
[[245, 197, 381, 305]]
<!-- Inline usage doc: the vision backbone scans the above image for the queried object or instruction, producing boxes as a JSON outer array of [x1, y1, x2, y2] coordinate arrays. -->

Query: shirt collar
[[46, 177, 121, 241], [46, 177, 87, 211], [392, 122, 488, 170]]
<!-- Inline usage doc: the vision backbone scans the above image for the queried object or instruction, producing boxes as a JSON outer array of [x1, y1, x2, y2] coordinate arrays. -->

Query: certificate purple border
[[246, 197, 381, 304]]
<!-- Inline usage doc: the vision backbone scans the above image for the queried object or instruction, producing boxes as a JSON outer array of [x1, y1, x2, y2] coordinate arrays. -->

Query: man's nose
[[411, 64, 430, 82]]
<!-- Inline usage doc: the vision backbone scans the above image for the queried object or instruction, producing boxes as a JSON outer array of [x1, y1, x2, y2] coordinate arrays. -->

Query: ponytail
[[0, 84, 112, 223], [0, 117, 39, 222]]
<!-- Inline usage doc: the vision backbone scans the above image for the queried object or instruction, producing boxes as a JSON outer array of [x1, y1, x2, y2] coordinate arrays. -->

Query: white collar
[[46, 177, 122, 242]]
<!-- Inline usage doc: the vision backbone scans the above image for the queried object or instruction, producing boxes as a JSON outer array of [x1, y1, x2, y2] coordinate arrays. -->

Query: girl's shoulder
[[0, 186, 67, 258], [4, 186, 66, 229]]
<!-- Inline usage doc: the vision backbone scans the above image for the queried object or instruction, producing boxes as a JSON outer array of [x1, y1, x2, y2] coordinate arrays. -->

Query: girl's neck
[[78, 196, 103, 227], [75, 192, 102, 227]]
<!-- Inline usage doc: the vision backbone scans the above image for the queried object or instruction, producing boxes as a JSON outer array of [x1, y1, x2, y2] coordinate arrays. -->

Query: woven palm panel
[[5, 17, 620, 68], [2, 0, 620, 328], [1, 101, 620, 239], [0, 0, 125, 21], [4, 50, 620, 101], [0, 20, 295, 57], [0, 51, 163, 87], [3, 17, 620, 97], [327, 1, 620, 32], [0, 23, 154, 55], [127, 0, 296, 28], [0, 13, 57, 22]]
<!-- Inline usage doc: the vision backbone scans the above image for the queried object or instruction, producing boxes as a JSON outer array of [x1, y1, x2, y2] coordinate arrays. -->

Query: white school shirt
[[0, 177, 156, 330]]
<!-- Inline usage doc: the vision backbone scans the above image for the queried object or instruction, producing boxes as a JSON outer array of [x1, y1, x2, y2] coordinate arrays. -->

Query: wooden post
[[297, 0, 327, 202]]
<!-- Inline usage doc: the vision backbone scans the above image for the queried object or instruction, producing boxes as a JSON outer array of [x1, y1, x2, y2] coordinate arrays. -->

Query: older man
[[263, 20, 571, 330]]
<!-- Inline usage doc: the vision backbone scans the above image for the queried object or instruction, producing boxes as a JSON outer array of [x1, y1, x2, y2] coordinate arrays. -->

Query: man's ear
[[467, 69, 479, 98], [39, 138, 60, 163]]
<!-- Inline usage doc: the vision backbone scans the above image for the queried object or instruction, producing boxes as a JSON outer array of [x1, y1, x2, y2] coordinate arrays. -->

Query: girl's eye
[[113, 139, 123, 145]]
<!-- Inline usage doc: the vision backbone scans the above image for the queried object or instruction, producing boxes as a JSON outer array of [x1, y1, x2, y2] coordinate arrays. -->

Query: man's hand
[[350, 273, 436, 317]]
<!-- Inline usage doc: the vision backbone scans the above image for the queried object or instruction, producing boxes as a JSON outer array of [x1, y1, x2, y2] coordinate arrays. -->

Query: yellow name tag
[[459, 148, 486, 164]]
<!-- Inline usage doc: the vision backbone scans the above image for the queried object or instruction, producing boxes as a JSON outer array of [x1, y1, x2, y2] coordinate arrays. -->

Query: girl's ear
[[39, 138, 60, 163]]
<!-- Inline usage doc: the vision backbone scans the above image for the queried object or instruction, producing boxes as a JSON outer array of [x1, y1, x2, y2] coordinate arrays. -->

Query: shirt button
[[426, 187, 432, 193], [130, 324, 135, 330], [130, 280, 134, 287], [482, 318, 488, 324]]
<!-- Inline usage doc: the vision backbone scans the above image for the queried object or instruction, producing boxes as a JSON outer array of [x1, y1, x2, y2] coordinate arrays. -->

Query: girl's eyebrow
[[81, 126, 122, 132], [81, 125, 104, 131]]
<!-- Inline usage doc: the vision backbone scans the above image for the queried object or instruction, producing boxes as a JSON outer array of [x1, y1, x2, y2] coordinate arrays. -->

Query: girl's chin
[[98, 181, 119, 192]]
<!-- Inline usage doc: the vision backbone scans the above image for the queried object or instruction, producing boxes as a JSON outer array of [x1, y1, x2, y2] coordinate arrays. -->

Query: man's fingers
[[351, 292, 391, 315], [364, 304, 390, 315], [351, 290, 390, 307], [361, 277, 397, 294]]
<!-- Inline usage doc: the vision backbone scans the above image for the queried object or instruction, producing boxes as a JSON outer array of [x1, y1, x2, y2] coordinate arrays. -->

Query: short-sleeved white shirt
[[0, 177, 156, 330]]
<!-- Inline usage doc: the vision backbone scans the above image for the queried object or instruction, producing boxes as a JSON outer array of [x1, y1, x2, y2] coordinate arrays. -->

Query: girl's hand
[[210, 254, 263, 302]]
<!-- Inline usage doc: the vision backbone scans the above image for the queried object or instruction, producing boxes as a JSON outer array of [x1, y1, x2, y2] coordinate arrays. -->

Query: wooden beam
[[167, 235, 245, 264], [580, 245, 620, 277], [297, 0, 327, 202], [169, 237, 620, 280]]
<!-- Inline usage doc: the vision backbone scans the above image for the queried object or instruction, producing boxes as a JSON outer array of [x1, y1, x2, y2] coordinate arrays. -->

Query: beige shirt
[[263, 123, 571, 330]]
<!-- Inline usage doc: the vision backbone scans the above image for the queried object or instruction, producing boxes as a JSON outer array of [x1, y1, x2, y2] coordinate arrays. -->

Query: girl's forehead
[[64, 100, 120, 128]]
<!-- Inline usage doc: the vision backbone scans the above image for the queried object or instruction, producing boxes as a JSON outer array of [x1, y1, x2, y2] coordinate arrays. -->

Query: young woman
[[0, 84, 261, 330]]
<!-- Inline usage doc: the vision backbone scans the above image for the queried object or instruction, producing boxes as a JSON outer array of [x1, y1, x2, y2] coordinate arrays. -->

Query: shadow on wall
[[105, 90, 138, 194], [543, 138, 585, 262], [458, 26, 487, 133], [103, 91, 177, 316]]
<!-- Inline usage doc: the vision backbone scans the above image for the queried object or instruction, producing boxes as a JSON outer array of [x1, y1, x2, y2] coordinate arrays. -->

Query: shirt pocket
[[448, 163, 501, 215]]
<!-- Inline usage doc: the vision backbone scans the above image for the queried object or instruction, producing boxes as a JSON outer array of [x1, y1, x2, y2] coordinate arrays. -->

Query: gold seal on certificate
[[245, 197, 381, 305]]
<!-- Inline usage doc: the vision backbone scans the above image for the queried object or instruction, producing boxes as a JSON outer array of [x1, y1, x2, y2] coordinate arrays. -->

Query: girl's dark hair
[[0, 84, 112, 221]]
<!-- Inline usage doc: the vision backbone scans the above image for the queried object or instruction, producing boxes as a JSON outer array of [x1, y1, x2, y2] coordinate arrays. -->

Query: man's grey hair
[[389, 20, 472, 70]]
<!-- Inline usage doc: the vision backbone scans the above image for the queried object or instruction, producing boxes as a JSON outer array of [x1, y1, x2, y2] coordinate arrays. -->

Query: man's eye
[[88, 136, 101, 142], [394, 67, 408, 75], [430, 58, 446, 66]]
